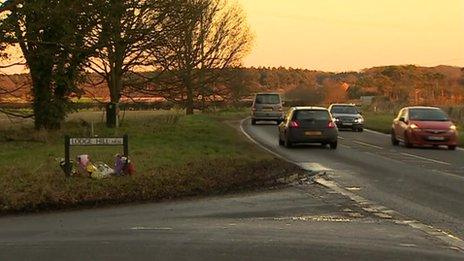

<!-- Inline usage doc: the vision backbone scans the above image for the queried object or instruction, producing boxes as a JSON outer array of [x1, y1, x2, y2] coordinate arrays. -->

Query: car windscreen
[[330, 106, 358, 114], [409, 109, 449, 121], [255, 94, 280, 104], [294, 110, 330, 121]]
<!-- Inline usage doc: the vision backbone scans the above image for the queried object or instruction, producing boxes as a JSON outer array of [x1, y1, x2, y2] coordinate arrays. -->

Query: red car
[[391, 107, 459, 150]]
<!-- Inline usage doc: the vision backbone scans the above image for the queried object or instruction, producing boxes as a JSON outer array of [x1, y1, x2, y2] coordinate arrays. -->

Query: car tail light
[[328, 121, 336, 128], [290, 120, 300, 128]]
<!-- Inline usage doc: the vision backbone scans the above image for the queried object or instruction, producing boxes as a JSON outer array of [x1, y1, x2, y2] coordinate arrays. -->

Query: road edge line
[[239, 117, 296, 164], [365, 128, 464, 151], [364, 128, 390, 136], [240, 118, 464, 252]]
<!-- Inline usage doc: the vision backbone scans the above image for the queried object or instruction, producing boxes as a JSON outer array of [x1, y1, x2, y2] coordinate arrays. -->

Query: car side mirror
[[399, 117, 406, 123]]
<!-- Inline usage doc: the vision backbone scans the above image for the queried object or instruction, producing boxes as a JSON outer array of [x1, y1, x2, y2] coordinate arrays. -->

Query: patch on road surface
[[130, 227, 173, 231], [274, 215, 353, 223]]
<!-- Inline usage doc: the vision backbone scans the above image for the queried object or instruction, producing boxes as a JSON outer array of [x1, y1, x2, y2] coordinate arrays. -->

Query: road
[[1, 119, 464, 260], [242, 119, 464, 241], [0, 183, 462, 260]]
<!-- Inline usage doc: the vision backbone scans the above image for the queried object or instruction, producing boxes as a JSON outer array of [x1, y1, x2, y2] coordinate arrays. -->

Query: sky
[[1, 0, 464, 74], [237, 0, 464, 71]]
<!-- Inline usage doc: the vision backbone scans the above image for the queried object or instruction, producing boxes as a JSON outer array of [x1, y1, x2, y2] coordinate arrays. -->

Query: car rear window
[[330, 106, 358, 114], [409, 108, 449, 121], [255, 94, 280, 104], [294, 110, 330, 121]]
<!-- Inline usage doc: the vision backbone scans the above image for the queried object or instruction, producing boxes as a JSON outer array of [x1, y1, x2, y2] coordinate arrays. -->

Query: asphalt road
[[1, 119, 464, 260], [0, 184, 462, 260], [242, 120, 464, 241]]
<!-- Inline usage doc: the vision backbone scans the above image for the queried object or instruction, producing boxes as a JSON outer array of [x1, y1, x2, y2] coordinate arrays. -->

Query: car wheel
[[284, 135, 293, 148], [391, 130, 399, 146], [329, 141, 338, 150], [251, 119, 257, 125], [278, 136, 284, 146], [404, 132, 413, 148], [358, 128, 364, 132], [448, 145, 457, 151]]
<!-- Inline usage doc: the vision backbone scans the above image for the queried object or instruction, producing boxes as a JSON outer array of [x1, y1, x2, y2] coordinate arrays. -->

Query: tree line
[[0, 0, 252, 129]]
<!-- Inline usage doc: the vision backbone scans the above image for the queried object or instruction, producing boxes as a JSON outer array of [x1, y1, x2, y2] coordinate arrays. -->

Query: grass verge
[[0, 109, 302, 214], [363, 111, 464, 146]]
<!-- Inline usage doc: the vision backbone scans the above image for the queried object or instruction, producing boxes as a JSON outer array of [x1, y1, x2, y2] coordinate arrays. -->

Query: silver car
[[328, 104, 364, 132], [251, 93, 284, 125]]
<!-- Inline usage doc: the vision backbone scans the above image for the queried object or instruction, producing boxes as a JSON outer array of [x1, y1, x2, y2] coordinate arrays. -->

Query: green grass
[[363, 111, 396, 134], [363, 111, 464, 146], [0, 109, 300, 213]]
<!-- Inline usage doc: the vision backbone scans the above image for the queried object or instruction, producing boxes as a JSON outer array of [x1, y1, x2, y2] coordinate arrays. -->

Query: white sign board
[[69, 138, 124, 146]]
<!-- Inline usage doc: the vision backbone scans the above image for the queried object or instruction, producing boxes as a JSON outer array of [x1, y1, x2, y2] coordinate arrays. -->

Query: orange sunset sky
[[1, 0, 463, 74], [238, 0, 464, 71]]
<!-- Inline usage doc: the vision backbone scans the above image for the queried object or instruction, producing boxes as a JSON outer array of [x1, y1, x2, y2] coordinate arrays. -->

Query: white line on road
[[365, 128, 464, 152], [364, 128, 390, 137], [130, 227, 173, 231], [340, 144, 352, 149], [400, 153, 452, 166], [353, 140, 383, 150], [239, 118, 296, 164], [315, 177, 464, 252]]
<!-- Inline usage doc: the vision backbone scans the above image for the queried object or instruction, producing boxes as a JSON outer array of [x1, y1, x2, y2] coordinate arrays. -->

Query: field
[[0, 109, 301, 214]]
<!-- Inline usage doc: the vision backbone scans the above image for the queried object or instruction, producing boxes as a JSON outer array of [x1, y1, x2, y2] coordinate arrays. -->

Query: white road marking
[[240, 118, 464, 252], [239, 118, 295, 164], [353, 140, 383, 150], [364, 128, 390, 137], [315, 177, 464, 252], [340, 144, 352, 149], [365, 128, 464, 152], [400, 153, 452, 166], [130, 227, 173, 231]]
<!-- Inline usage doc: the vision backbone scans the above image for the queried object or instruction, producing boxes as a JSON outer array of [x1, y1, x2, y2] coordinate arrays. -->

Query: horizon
[[1, 64, 462, 76]]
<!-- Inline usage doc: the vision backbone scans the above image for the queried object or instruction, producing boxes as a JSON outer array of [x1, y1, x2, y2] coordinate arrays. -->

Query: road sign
[[70, 138, 124, 146], [63, 134, 129, 176]]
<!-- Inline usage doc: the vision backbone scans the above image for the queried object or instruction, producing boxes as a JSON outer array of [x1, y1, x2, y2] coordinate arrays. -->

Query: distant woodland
[[2, 65, 464, 109]]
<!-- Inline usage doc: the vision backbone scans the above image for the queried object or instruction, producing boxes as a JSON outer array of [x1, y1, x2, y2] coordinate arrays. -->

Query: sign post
[[64, 134, 129, 176]]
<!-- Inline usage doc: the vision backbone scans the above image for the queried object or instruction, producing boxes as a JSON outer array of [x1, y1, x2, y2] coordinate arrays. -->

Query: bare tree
[[148, 0, 253, 114], [87, 0, 174, 127]]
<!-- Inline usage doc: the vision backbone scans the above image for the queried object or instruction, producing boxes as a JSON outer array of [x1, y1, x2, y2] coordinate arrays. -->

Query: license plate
[[428, 136, 445, 141], [305, 131, 322, 136], [262, 108, 273, 112], [343, 123, 353, 126]]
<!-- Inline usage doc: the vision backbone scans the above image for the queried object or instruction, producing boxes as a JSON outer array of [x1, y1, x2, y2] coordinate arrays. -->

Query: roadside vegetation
[[0, 110, 301, 214]]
